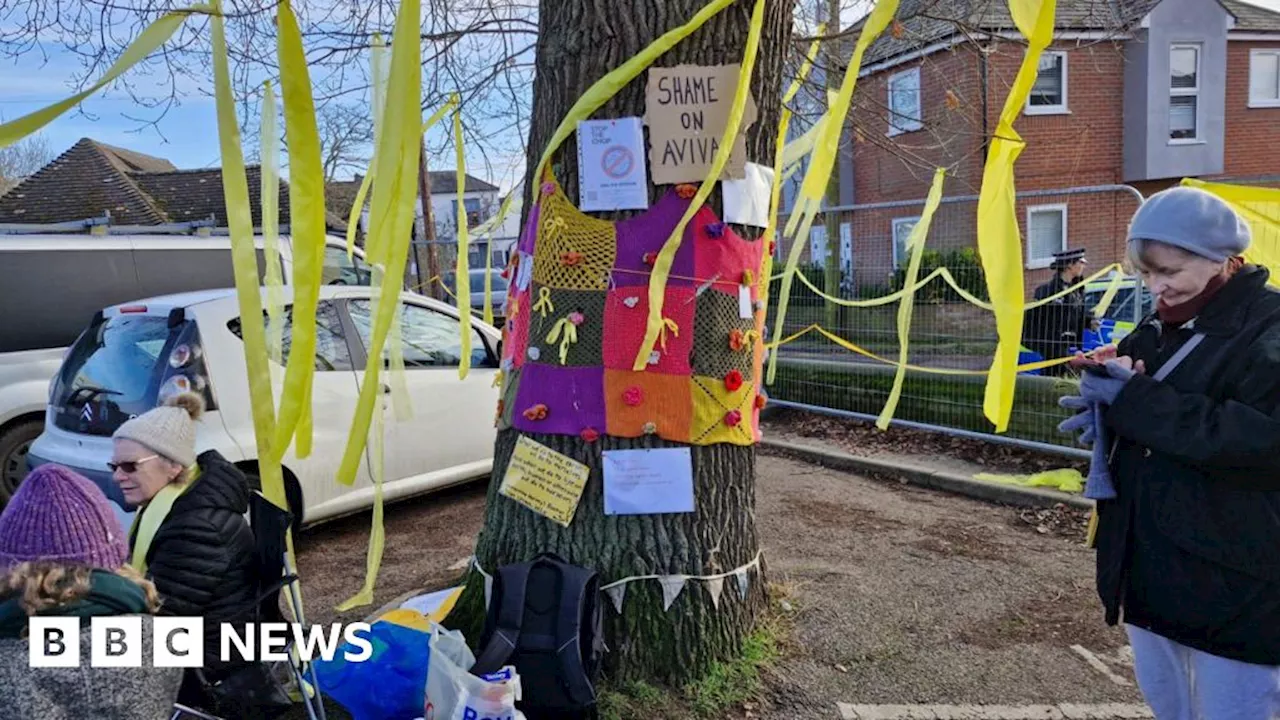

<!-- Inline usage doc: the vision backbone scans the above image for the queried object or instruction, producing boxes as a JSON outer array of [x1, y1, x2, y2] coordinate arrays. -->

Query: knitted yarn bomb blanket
[[494, 180, 767, 447]]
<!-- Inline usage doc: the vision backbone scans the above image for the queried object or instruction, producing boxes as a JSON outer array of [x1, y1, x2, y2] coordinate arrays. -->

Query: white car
[[28, 286, 500, 530]]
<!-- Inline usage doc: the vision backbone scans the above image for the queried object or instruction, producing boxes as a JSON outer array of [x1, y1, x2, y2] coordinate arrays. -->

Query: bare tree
[[0, 135, 52, 195], [317, 103, 373, 182]]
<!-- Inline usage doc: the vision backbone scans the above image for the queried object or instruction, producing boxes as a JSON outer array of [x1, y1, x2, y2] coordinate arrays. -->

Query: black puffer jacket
[[1099, 265, 1280, 665], [133, 449, 257, 676]]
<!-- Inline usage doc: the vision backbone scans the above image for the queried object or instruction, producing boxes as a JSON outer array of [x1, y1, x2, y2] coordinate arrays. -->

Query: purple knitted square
[[611, 190, 696, 288], [511, 364, 606, 437], [517, 200, 541, 256]]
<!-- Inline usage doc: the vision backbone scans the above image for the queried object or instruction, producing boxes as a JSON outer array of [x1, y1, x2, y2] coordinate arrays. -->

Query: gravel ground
[[276, 434, 1139, 719]]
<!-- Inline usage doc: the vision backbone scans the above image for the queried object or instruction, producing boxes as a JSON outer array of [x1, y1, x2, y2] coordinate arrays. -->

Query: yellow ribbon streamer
[[1182, 178, 1280, 287], [128, 472, 195, 576], [546, 316, 579, 365], [0, 5, 213, 149], [658, 317, 679, 352], [346, 34, 387, 259], [532, 287, 555, 318], [977, 0, 1056, 433], [878, 167, 946, 430], [453, 100, 473, 379], [783, 0, 897, 245], [261, 81, 286, 367], [633, 0, 768, 370], [1091, 269, 1125, 320], [482, 227, 495, 328]]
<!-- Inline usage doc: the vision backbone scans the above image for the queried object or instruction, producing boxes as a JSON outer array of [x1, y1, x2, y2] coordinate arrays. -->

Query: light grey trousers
[[1126, 624, 1280, 719]]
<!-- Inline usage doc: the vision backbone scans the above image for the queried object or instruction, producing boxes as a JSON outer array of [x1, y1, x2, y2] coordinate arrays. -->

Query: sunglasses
[[108, 455, 159, 474]]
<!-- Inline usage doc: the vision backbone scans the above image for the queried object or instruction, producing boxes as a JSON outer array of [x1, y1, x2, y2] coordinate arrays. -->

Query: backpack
[[469, 553, 606, 720]]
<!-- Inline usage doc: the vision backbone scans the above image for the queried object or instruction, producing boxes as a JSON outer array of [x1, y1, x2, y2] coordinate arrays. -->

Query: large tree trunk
[[447, 0, 794, 685]]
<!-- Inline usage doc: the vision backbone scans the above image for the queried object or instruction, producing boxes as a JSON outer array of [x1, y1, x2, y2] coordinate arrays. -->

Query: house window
[[1026, 205, 1067, 269], [1026, 51, 1068, 114], [891, 217, 919, 269], [1249, 49, 1280, 108], [887, 68, 923, 136], [463, 197, 483, 227], [1169, 44, 1200, 142]]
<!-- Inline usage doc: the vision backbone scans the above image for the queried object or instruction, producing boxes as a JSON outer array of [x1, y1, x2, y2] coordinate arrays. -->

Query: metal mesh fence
[[765, 185, 1145, 455]]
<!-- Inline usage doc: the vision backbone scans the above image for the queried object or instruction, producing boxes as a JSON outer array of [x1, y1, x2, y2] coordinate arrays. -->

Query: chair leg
[[170, 703, 225, 720]]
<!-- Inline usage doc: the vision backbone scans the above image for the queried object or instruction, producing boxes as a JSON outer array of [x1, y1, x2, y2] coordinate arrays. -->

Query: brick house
[[824, 0, 1280, 292]]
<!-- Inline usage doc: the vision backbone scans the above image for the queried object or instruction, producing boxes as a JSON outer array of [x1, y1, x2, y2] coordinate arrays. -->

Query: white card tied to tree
[[644, 64, 758, 185], [576, 117, 649, 211], [602, 448, 695, 516]]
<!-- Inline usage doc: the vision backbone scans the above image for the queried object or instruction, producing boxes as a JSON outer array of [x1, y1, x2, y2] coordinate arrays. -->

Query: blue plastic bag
[[314, 620, 432, 720]]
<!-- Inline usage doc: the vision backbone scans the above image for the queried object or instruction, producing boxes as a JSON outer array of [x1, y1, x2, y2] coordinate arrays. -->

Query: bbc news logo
[[28, 617, 374, 667]]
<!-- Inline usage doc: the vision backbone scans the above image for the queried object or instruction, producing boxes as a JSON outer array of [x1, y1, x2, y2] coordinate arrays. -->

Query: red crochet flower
[[580, 427, 600, 443], [676, 184, 698, 199], [622, 386, 644, 407], [643, 251, 658, 266], [724, 410, 742, 427], [523, 404, 548, 421], [724, 370, 743, 392], [754, 393, 767, 410]]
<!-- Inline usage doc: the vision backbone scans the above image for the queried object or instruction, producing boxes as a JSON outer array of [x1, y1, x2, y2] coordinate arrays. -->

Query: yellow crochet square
[[690, 374, 755, 446], [532, 185, 617, 290]]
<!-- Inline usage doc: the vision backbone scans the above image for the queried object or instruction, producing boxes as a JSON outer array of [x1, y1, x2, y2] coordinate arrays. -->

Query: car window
[[469, 270, 508, 292], [347, 299, 494, 368], [228, 301, 354, 371], [322, 244, 372, 286]]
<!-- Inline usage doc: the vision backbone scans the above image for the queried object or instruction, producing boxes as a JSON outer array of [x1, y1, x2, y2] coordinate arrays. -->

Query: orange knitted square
[[603, 370, 693, 442], [602, 285, 696, 375], [690, 374, 756, 446]]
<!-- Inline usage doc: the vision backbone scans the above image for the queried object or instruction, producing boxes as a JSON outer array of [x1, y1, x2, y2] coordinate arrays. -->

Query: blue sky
[[2, 0, 1278, 193]]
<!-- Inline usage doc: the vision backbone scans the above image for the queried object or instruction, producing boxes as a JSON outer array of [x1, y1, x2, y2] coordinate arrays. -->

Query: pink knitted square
[[602, 285, 695, 375], [692, 208, 763, 302]]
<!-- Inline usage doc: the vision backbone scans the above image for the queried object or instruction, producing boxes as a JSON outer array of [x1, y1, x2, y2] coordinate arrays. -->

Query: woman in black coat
[[1060, 186, 1280, 717], [110, 392, 284, 714]]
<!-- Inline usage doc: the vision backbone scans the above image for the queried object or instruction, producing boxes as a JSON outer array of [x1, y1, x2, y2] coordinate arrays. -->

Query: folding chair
[[171, 491, 327, 720]]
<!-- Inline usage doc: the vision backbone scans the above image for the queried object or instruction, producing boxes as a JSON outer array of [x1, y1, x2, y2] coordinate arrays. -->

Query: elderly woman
[[0, 464, 183, 718], [109, 392, 280, 714], [1060, 186, 1280, 717]]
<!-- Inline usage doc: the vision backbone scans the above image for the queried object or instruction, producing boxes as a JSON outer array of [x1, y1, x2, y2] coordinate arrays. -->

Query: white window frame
[[1025, 204, 1068, 270], [1248, 48, 1280, 108], [886, 67, 923, 136], [1169, 43, 1202, 144], [891, 216, 920, 269], [1025, 51, 1069, 115]]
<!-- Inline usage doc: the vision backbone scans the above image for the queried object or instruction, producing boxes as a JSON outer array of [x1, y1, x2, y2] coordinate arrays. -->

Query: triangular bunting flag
[[605, 584, 627, 614], [706, 577, 725, 609], [483, 574, 494, 609], [735, 567, 750, 600], [659, 575, 687, 611]]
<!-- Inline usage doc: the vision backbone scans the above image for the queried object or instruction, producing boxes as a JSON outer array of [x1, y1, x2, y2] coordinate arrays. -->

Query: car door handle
[[381, 383, 391, 394]]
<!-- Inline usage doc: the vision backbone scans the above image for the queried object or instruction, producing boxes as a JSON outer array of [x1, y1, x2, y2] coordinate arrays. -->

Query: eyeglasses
[[108, 455, 159, 474]]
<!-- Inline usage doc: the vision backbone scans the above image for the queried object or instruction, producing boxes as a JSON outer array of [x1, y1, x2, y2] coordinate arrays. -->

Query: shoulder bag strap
[[1152, 333, 1206, 382], [471, 561, 531, 675]]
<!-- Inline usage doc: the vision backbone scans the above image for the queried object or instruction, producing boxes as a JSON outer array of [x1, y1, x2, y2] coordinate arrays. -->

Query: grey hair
[[1125, 238, 1225, 274]]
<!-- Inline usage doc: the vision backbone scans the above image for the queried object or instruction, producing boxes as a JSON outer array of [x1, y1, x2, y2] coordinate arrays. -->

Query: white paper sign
[[577, 118, 649, 211], [723, 162, 774, 228], [602, 448, 695, 515]]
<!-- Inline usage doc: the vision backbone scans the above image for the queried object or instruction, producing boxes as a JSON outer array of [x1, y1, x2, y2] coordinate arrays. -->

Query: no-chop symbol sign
[[601, 145, 634, 179]]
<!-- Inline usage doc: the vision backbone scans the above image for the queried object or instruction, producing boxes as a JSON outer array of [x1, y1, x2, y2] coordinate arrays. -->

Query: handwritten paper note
[[644, 64, 758, 185], [499, 436, 590, 527], [602, 448, 695, 516]]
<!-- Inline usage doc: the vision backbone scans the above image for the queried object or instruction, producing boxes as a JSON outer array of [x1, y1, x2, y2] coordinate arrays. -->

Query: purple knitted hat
[[0, 464, 127, 571]]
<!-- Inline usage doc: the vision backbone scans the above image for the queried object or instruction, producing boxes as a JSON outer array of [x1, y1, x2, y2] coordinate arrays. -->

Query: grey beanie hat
[[1127, 186, 1250, 263], [112, 392, 205, 468]]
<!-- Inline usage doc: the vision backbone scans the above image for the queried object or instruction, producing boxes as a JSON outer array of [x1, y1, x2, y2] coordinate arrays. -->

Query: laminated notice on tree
[[499, 436, 590, 527], [644, 64, 757, 184]]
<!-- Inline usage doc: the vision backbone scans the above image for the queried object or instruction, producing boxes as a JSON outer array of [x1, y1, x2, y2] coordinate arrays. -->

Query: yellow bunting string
[[633, 0, 768, 371], [977, 0, 1057, 433], [452, 99, 473, 379], [878, 167, 946, 430]]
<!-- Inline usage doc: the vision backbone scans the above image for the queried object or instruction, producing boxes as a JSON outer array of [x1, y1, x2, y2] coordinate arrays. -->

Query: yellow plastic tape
[[977, 0, 1056, 433], [346, 34, 387, 259], [482, 227, 495, 327], [974, 469, 1083, 494], [633, 0, 767, 370], [0, 5, 212, 149], [1182, 178, 1280, 287], [453, 101, 473, 379], [878, 167, 946, 430], [1091, 269, 1124, 319], [261, 81, 286, 366], [783, 0, 897, 245]]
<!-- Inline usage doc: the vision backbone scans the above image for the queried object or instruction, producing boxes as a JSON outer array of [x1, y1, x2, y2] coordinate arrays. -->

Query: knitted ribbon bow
[[546, 312, 584, 364], [532, 287, 555, 318], [657, 317, 679, 352]]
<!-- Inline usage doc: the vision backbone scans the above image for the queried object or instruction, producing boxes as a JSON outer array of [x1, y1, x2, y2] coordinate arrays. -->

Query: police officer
[[1024, 248, 1095, 374]]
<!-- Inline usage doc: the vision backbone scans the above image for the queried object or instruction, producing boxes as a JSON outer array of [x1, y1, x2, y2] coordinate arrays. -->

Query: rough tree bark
[[445, 0, 795, 686]]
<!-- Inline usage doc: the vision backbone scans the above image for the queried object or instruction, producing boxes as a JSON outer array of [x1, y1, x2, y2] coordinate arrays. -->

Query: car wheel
[[0, 420, 42, 507]]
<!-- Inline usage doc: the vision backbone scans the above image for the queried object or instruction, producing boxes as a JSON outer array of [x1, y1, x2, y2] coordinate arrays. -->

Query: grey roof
[[1222, 0, 1280, 31]]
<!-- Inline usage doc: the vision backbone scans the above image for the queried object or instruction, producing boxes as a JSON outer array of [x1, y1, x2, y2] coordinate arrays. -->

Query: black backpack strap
[[471, 560, 533, 675], [551, 560, 599, 706]]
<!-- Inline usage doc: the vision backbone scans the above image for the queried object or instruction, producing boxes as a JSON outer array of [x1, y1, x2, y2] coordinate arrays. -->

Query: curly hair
[[1, 562, 161, 616]]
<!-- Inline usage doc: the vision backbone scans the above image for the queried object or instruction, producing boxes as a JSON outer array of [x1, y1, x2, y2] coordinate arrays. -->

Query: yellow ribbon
[[260, 81, 285, 367], [657, 317, 679, 352], [978, 0, 1057, 433], [546, 317, 579, 365], [452, 99, 473, 380], [532, 287, 555, 318], [878, 167, 946, 430], [634, 0, 768, 371], [346, 34, 386, 259], [1183, 178, 1280, 287]]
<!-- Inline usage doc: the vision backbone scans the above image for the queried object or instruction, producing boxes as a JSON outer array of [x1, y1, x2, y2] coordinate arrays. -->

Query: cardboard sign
[[577, 118, 650, 211], [499, 436, 589, 527], [644, 64, 758, 185]]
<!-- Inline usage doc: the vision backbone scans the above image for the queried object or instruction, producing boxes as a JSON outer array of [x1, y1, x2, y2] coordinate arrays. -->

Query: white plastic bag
[[424, 624, 525, 720]]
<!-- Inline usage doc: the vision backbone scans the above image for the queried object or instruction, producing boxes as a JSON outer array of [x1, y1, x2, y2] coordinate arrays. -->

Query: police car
[[1018, 275, 1153, 373]]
